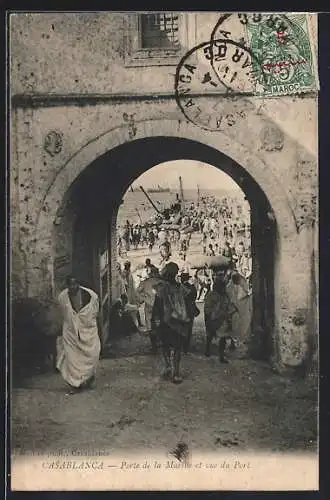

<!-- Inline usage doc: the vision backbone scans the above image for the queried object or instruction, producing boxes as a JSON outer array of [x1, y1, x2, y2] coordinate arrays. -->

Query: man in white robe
[[56, 276, 101, 393]]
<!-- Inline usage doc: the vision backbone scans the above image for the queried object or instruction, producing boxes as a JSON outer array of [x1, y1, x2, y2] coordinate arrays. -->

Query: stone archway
[[30, 117, 312, 367]]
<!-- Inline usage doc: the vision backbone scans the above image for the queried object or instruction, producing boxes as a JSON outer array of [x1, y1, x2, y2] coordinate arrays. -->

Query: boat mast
[[179, 176, 186, 215], [139, 186, 163, 215], [197, 184, 200, 206], [179, 176, 184, 202]]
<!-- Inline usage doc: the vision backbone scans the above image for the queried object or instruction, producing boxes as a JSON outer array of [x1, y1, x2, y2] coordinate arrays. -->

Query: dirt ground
[[11, 309, 318, 457]]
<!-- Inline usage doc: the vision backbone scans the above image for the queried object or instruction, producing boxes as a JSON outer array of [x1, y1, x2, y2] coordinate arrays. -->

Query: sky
[[131, 160, 240, 191]]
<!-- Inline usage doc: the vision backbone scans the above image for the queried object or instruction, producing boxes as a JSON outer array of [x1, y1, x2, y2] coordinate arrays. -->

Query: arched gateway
[[31, 118, 312, 368]]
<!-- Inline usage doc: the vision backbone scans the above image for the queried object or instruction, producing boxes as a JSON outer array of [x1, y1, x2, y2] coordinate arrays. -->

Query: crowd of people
[[118, 193, 252, 286], [56, 255, 252, 393], [54, 191, 253, 393]]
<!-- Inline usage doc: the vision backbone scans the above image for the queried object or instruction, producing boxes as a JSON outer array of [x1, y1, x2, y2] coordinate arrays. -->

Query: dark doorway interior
[[54, 136, 277, 360]]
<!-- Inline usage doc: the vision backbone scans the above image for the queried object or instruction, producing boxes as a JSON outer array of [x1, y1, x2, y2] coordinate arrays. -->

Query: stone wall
[[10, 12, 318, 369]]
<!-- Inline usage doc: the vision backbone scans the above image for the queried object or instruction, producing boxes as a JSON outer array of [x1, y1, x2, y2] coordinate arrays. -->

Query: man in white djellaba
[[56, 275, 101, 394]]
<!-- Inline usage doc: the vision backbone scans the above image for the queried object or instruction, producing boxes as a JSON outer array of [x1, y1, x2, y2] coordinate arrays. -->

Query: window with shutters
[[124, 12, 196, 67]]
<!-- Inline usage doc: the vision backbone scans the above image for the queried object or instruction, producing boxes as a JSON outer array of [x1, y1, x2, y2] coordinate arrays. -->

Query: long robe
[[136, 278, 157, 331], [56, 286, 101, 388], [153, 280, 190, 337], [204, 288, 236, 336], [226, 274, 252, 348], [114, 266, 126, 300], [122, 270, 139, 305]]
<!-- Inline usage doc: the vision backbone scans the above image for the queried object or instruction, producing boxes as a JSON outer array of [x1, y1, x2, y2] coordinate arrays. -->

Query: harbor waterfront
[[117, 188, 248, 227], [116, 183, 251, 291]]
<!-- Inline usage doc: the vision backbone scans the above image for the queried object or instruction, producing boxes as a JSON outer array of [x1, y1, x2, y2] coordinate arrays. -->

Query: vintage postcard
[[9, 11, 319, 491]]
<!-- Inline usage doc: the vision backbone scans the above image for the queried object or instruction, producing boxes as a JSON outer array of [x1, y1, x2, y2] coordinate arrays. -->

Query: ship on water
[[147, 184, 170, 193], [121, 177, 187, 226]]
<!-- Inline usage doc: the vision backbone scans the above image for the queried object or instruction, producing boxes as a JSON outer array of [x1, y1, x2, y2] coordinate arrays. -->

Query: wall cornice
[[11, 92, 181, 108], [11, 91, 317, 108]]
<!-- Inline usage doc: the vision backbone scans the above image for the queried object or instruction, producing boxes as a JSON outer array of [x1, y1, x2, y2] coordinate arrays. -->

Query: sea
[[117, 188, 247, 227]]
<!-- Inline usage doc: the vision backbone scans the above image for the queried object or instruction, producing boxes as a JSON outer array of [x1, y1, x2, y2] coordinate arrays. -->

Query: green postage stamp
[[211, 12, 319, 97]]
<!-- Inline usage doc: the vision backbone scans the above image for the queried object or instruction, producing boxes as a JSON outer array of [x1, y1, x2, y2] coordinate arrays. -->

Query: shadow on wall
[[11, 298, 62, 386]]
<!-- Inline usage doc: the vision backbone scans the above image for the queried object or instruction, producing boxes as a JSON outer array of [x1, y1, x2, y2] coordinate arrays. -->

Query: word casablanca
[[42, 460, 104, 470]]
